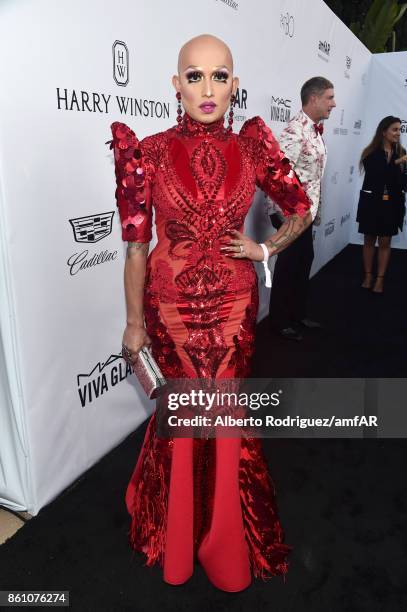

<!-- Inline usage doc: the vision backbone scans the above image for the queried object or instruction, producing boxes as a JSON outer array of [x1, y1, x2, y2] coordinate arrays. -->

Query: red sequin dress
[[109, 113, 310, 592]]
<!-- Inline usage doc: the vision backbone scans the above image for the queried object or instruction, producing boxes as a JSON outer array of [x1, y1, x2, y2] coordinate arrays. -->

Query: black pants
[[269, 220, 314, 329]]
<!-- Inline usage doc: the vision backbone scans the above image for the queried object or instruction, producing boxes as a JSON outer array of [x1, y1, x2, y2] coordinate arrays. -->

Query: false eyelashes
[[213, 71, 229, 82], [185, 70, 230, 83]]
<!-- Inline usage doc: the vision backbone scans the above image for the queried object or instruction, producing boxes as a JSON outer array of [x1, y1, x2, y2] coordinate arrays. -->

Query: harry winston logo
[[318, 40, 331, 62], [113, 41, 129, 86], [319, 41, 330, 56], [69, 211, 115, 243]]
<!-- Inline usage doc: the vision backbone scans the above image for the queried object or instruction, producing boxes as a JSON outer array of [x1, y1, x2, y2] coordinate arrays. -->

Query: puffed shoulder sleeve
[[239, 116, 310, 218], [107, 121, 155, 242]]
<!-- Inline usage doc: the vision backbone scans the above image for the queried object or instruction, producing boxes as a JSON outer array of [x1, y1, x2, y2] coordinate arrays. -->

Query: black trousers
[[269, 220, 314, 329]]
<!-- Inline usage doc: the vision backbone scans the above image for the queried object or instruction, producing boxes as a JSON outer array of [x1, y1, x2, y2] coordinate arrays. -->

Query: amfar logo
[[113, 41, 129, 86], [319, 41, 331, 55], [400, 120, 407, 134], [318, 40, 330, 62], [69, 211, 115, 243], [280, 12, 294, 37], [324, 219, 335, 237], [341, 212, 351, 226], [232, 87, 248, 124], [270, 96, 291, 122], [233, 87, 247, 109], [77, 353, 132, 407], [354, 119, 362, 130], [348, 165, 354, 183], [67, 213, 118, 276]]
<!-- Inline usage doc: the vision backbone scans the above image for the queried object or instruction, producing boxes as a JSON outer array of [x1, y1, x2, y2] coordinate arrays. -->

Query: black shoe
[[279, 327, 303, 341], [299, 318, 322, 329]]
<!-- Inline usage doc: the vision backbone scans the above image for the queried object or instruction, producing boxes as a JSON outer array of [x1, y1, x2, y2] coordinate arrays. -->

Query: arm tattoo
[[126, 242, 149, 258], [264, 215, 309, 255]]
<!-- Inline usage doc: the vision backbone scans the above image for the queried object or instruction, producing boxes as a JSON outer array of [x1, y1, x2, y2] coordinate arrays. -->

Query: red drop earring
[[227, 94, 235, 132], [176, 91, 183, 130]]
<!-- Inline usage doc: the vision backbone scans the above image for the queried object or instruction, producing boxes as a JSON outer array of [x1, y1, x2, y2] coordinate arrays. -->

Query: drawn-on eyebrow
[[183, 65, 230, 72]]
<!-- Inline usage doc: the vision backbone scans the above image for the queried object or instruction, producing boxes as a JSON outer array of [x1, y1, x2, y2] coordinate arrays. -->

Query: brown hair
[[360, 116, 405, 171], [300, 76, 334, 105]]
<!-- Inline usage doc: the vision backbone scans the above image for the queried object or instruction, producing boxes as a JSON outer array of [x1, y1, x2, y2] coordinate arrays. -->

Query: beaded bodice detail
[[177, 113, 228, 138], [110, 114, 310, 378]]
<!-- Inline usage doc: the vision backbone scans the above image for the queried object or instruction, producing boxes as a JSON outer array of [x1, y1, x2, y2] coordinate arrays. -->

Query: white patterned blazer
[[267, 109, 327, 224]]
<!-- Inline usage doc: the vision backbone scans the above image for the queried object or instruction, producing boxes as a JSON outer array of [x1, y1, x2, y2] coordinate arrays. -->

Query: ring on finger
[[239, 244, 244, 253], [122, 344, 133, 362]]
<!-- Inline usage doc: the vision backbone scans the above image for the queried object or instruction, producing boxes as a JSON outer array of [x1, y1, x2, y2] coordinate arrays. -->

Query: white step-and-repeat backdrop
[[0, 0, 372, 514], [350, 51, 407, 248]]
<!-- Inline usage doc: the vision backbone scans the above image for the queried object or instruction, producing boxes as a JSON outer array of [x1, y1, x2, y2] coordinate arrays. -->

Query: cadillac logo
[[113, 40, 129, 86], [69, 211, 115, 243]]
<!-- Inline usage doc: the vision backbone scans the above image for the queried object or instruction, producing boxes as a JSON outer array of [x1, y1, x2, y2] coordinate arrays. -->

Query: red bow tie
[[313, 123, 324, 135]]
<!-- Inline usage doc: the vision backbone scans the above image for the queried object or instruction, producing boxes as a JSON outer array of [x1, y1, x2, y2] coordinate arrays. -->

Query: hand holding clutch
[[122, 344, 167, 399]]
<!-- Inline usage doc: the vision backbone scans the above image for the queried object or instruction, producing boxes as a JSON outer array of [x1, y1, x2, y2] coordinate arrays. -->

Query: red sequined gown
[[110, 113, 310, 592]]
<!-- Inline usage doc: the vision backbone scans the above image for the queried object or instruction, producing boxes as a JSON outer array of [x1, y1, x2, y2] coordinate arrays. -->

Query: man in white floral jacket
[[268, 76, 336, 341]]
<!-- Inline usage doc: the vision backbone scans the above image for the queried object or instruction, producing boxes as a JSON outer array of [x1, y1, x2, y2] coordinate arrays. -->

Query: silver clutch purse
[[122, 345, 167, 399]]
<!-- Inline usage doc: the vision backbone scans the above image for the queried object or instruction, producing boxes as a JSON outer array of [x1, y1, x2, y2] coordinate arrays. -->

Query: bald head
[[172, 33, 238, 125], [177, 34, 234, 74]]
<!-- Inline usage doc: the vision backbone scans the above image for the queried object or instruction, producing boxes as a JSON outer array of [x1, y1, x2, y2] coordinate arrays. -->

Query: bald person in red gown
[[109, 34, 312, 592]]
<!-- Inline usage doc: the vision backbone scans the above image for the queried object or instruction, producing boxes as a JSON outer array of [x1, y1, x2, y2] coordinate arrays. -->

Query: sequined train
[[110, 113, 310, 591]]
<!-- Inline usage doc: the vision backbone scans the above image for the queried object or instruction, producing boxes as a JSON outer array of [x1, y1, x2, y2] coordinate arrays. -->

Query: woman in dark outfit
[[357, 116, 407, 293]]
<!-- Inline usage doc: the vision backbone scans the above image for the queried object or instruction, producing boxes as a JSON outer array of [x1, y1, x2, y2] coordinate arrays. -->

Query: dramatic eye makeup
[[184, 69, 230, 83], [213, 70, 229, 82], [185, 70, 203, 83]]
